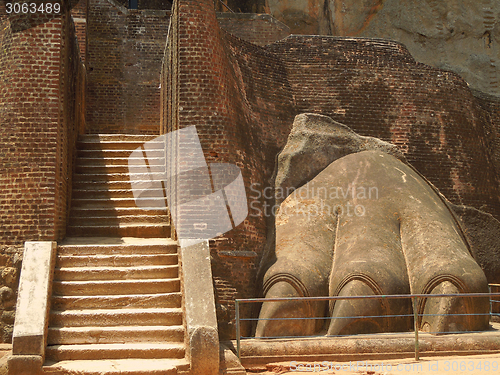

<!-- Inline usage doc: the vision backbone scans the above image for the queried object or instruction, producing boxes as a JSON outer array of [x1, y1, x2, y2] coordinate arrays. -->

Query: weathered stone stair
[[68, 134, 170, 238], [43, 238, 189, 374]]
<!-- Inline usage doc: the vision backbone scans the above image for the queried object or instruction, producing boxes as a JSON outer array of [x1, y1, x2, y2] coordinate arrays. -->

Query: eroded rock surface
[[266, 0, 500, 97], [275, 113, 406, 206]]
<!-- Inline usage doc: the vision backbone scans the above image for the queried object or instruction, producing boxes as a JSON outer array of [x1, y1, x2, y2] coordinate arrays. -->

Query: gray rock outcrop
[[266, 0, 500, 97]]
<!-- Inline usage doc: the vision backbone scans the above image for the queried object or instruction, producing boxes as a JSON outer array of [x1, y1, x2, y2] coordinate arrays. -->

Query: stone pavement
[[256, 354, 500, 375]]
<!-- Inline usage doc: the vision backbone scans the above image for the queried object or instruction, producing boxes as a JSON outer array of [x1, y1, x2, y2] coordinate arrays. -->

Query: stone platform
[[235, 322, 500, 367]]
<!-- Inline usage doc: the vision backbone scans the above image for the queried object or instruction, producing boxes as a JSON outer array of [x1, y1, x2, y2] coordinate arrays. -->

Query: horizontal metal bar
[[239, 312, 491, 323], [241, 313, 415, 322], [420, 312, 491, 317], [236, 292, 500, 303], [240, 331, 415, 340], [241, 328, 497, 341]]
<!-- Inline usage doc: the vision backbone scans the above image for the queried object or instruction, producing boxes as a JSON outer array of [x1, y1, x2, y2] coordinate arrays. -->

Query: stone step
[[69, 215, 169, 226], [71, 197, 167, 208], [66, 224, 171, 238], [45, 342, 185, 361], [51, 293, 182, 310], [77, 149, 165, 159], [73, 172, 163, 182], [48, 325, 185, 345], [57, 240, 177, 256], [79, 134, 159, 142], [72, 188, 165, 199], [73, 180, 133, 190], [43, 358, 189, 375], [50, 308, 182, 327], [53, 279, 180, 296], [76, 165, 167, 174], [77, 157, 165, 167], [55, 265, 179, 281], [77, 140, 164, 151], [56, 254, 178, 267], [69, 206, 168, 217]]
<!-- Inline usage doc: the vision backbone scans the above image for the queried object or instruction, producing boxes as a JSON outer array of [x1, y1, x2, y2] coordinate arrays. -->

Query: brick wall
[[163, 0, 295, 338], [217, 13, 290, 46], [59, 3, 87, 239], [165, 0, 500, 339], [0, 3, 85, 342], [0, 15, 62, 245], [472, 89, 500, 184], [86, 0, 170, 134], [266, 36, 500, 219], [71, 0, 88, 62]]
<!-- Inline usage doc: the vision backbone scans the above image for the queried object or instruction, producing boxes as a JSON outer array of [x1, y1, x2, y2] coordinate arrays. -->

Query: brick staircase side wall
[[0, 10, 84, 246], [85, 0, 170, 134], [0, 5, 85, 343], [71, 0, 88, 63], [162, 0, 296, 339]]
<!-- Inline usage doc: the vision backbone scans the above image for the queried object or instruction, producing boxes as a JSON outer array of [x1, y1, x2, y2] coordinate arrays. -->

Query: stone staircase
[[43, 238, 189, 374], [42, 135, 189, 374], [67, 134, 170, 238]]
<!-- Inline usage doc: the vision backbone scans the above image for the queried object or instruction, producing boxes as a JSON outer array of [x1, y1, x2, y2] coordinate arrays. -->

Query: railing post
[[236, 299, 241, 359], [489, 285, 492, 319], [413, 296, 420, 361]]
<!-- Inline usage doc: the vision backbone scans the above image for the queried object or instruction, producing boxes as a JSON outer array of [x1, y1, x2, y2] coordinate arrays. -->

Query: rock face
[[265, 0, 500, 97], [265, 0, 335, 35]]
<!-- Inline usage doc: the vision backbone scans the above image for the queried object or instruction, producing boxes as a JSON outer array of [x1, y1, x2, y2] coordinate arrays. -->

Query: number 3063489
[[5, 3, 61, 14]]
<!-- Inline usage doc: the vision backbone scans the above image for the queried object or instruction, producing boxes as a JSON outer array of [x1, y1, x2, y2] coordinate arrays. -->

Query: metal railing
[[235, 290, 500, 361], [489, 284, 500, 315]]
